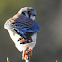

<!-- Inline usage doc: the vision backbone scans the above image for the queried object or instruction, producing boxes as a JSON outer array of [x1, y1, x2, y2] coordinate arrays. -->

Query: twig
[[7, 57, 10, 62], [6, 57, 59, 62], [25, 54, 30, 62], [7, 56, 30, 62], [25, 60, 29, 62], [56, 59, 58, 62]]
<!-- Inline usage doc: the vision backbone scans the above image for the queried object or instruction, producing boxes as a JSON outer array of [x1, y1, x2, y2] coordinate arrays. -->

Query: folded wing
[[12, 14, 40, 38]]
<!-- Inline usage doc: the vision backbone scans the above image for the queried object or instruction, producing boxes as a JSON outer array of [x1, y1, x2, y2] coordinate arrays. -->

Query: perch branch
[[25, 60, 29, 62], [56, 59, 58, 62], [7, 57, 10, 62], [7, 57, 59, 62], [7, 57, 29, 62]]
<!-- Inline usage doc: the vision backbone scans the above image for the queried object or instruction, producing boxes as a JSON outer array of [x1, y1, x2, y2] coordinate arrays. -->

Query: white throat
[[30, 15, 35, 20]]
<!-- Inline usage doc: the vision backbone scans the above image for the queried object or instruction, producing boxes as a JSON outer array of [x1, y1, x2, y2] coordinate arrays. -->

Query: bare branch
[[56, 59, 58, 62], [7, 57, 10, 62], [25, 60, 29, 62]]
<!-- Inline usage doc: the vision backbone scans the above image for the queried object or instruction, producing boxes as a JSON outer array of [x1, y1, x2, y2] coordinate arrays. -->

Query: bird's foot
[[22, 57, 26, 60], [22, 48, 32, 60], [22, 51, 27, 60], [28, 48, 32, 56]]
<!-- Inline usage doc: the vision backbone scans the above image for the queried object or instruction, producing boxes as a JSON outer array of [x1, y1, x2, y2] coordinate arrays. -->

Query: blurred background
[[0, 0, 62, 62]]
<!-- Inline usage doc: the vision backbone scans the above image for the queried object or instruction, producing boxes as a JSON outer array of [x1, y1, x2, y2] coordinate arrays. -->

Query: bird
[[4, 7, 40, 60]]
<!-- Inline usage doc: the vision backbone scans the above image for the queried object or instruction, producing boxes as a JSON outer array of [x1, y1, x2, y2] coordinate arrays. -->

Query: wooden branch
[[7, 57, 59, 62], [7, 57, 10, 62], [56, 59, 58, 62], [7, 57, 29, 62], [25, 60, 29, 62]]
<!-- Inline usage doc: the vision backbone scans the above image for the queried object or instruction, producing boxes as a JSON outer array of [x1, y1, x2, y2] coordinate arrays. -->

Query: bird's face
[[21, 7, 36, 20]]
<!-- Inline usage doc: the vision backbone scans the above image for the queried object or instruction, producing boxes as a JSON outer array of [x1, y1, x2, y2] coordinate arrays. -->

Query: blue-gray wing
[[12, 14, 40, 38]]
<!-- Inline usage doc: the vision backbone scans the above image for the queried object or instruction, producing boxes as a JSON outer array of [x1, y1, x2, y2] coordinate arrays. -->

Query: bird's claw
[[22, 48, 32, 60], [28, 48, 32, 56]]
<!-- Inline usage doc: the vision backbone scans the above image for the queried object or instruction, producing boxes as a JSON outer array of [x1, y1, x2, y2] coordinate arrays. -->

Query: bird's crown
[[18, 7, 36, 14]]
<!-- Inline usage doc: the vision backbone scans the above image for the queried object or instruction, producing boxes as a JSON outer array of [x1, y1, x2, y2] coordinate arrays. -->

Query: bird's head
[[18, 7, 36, 20]]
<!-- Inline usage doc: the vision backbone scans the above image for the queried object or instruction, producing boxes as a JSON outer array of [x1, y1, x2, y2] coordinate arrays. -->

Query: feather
[[12, 14, 40, 38]]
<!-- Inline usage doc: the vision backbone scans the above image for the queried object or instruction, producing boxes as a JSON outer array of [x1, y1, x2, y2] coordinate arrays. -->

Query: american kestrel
[[4, 7, 40, 60]]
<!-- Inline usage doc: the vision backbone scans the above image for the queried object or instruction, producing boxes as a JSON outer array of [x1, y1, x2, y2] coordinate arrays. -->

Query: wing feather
[[12, 14, 40, 38]]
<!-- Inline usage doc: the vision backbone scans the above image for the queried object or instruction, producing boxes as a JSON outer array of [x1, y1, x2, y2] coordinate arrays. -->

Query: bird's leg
[[28, 48, 32, 57], [22, 48, 32, 60], [22, 51, 25, 60], [22, 50, 28, 60]]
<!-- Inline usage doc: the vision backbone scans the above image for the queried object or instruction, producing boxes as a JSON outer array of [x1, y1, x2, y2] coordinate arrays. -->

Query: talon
[[28, 48, 32, 56], [22, 51, 28, 60], [22, 49, 32, 60], [22, 57, 25, 60], [22, 51, 26, 60]]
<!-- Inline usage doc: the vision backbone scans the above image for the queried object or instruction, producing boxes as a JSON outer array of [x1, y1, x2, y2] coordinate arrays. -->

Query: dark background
[[0, 0, 62, 62]]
